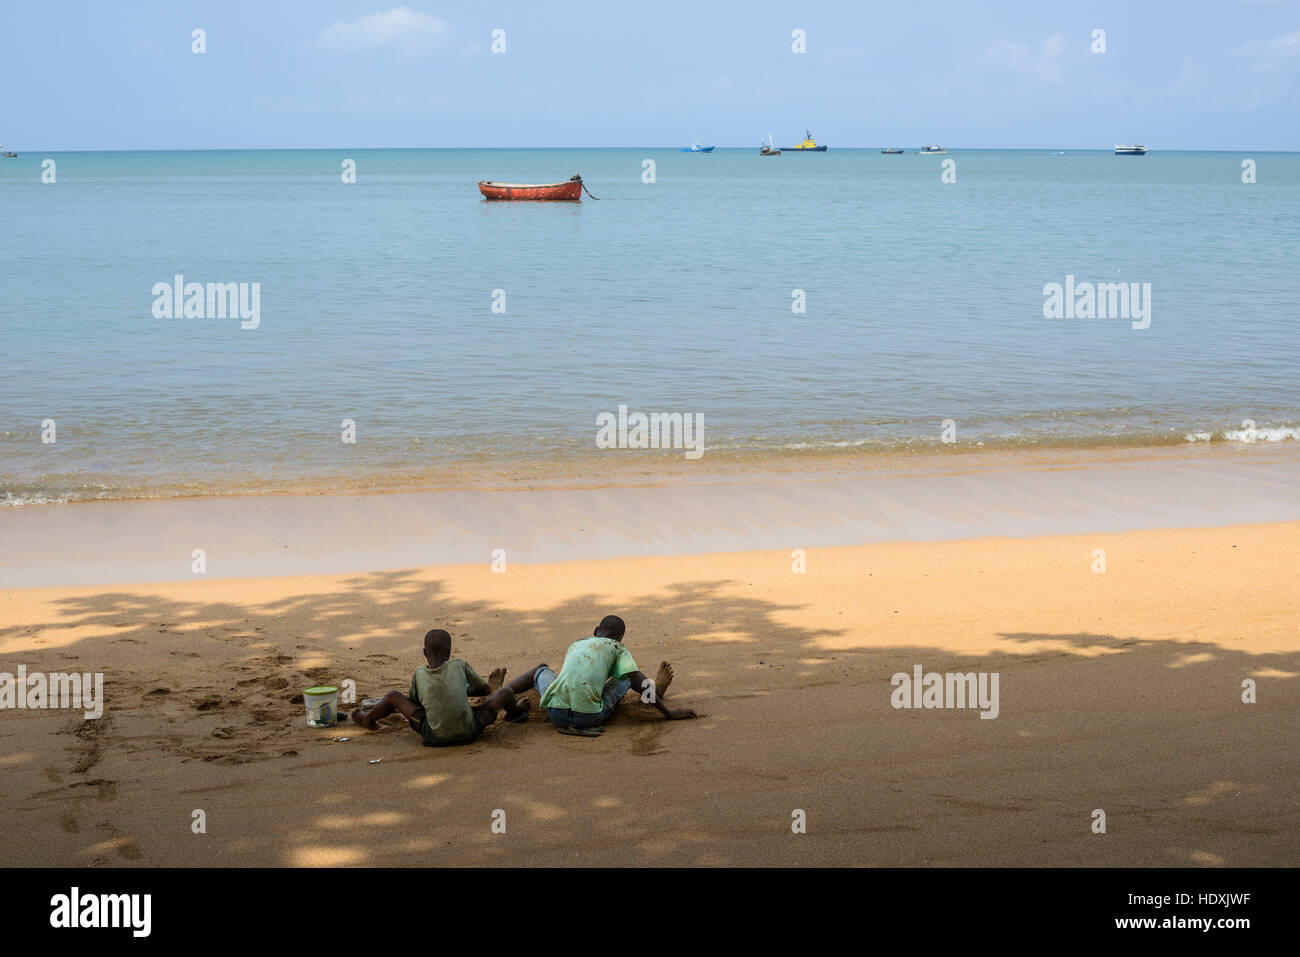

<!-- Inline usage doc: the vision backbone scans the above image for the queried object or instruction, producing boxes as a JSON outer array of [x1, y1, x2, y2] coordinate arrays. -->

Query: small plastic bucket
[[304, 686, 339, 728]]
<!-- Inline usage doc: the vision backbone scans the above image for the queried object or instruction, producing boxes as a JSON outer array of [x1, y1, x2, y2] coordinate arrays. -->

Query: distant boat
[[783, 130, 827, 152], [881, 148, 904, 154], [1114, 144, 1147, 155], [0, 143, 16, 158], [681, 143, 715, 153], [918, 145, 946, 155], [478, 174, 584, 201], [760, 132, 780, 156]]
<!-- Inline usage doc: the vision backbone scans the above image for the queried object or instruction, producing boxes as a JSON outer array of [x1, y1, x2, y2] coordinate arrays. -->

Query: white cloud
[[313, 7, 451, 54], [1232, 27, 1300, 53], [985, 33, 1066, 83], [1230, 27, 1300, 73], [1262, 26, 1300, 53]]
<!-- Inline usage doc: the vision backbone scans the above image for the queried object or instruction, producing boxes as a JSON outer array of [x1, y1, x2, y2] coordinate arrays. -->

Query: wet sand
[[3, 443, 1299, 588]]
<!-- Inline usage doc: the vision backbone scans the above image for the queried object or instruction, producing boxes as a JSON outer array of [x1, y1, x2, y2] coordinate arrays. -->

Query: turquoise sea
[[1, 148, 1297, 503]]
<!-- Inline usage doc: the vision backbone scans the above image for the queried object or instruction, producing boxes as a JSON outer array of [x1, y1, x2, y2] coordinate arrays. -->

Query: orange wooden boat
[[478, 174, 584, 201]]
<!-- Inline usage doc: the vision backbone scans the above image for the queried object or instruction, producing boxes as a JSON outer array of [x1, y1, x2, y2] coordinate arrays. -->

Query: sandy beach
[[2, 450, 1297, 867]]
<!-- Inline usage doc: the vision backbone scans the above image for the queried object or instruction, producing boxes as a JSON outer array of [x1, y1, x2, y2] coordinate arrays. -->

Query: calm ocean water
[[1, 148, 1298, 504]]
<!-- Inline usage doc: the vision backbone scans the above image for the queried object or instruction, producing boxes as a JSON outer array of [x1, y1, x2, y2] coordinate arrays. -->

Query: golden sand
[[2, 520, 1296, 866]]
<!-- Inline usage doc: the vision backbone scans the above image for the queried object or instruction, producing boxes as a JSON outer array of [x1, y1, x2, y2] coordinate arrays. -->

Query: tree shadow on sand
[[0, 574, 1295, 867]]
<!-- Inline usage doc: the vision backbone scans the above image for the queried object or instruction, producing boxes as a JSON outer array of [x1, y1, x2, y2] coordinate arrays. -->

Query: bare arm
[[627, 670, 696, 720]]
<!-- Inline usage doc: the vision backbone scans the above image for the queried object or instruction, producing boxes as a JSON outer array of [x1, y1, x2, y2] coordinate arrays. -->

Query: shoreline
[[5, 439, 1298, 510], [3, 443, 1299, 589]]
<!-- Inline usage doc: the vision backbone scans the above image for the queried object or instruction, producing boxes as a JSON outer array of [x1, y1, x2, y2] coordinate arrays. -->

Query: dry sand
[[1, 518, 1296, 867]]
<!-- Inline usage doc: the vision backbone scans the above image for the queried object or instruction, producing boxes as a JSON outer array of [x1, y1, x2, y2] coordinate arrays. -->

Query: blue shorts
[[535, 667, 632, 729]]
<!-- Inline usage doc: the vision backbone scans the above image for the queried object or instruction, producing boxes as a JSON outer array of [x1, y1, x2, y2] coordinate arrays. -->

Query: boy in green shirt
[[537, 615, 696, 731], [351, 629, 546, 746]]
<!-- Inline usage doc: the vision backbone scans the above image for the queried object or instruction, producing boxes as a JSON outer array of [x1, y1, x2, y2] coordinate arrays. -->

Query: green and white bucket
[[304, 686, 339, 728]]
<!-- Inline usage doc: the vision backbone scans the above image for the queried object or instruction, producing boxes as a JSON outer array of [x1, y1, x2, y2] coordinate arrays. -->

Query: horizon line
[[7, 145, 1298, 154]]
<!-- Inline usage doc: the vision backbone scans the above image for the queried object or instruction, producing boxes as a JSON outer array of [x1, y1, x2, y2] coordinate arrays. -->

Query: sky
[[2, 0, 1298, 150]]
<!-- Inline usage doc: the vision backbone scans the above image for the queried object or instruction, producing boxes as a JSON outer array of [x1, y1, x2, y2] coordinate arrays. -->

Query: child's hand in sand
[[666, 708, 697, 720]]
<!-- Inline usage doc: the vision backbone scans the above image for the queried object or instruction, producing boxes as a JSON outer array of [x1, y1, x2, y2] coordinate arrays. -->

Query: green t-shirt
[[409, 659, 488, 743], [539, 636, 638, 714]]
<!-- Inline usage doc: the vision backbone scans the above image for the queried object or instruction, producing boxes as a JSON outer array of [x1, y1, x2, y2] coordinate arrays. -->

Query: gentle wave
[[1187, 427, 1300, 443], [5, 420, 1299, 505]]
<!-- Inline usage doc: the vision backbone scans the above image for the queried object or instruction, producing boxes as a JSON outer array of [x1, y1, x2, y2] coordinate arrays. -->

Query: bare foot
[[655, 661, 675, 699], [505, 700, 532, 723], [488, 667, 507, 692]]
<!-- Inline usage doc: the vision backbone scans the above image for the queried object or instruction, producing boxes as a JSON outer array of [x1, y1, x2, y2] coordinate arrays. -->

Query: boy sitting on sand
[[537, 614, 696, 733], [351, 629, 547, 747]]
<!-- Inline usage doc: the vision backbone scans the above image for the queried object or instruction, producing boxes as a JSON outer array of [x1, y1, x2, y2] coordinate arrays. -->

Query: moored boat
[[681, 143, 715, 152], [918, 145, 946, 154], [478, 174, 584, 201], [1114, 144, 1147, 155], [783, 130, 827, 151], [760, 133, 780, 156], [881, 148, 903, 154]]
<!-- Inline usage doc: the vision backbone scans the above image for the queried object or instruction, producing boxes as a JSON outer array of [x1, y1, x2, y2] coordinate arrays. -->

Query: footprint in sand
[[204, 749, 266, 765], [249, 654, 294, 666], [71, 718, 111, 774], [55, 778, 117, 803], [631, 725, 668, 758], [94, 824, 142, 862]]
